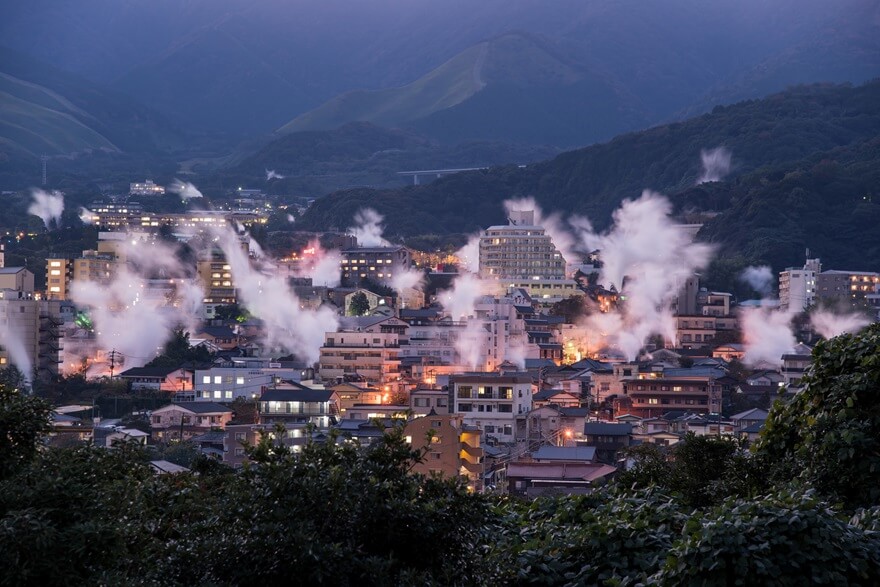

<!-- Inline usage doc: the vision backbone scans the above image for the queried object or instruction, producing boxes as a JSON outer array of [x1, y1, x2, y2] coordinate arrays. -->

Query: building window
[[202, 376, 211, 384]]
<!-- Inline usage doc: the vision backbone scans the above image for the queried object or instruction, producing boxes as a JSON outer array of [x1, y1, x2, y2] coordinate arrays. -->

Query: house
[[222, 423, 266, 468], [781, 343, 814, 386], [149, 460, 190, 475], [746, 370, 784, 387], [507, 462, 617, 497], [258, 384, 336, 431], [118, 366, 194, 393], [344, 403, 409, 420], [150, 402, 233, 442], [712, 344, 745, 361], [531, 445, 597, 464], [532, 388, 581, 409], [739, 422, 765, 443], [404, 412, 483, 492], [330, 382, 385, 417], [104, 427, 149, 448], [632, 430, 682, 447], [189, 430, 226, 459], [194, 361, 273, 402], [582, 422, 633, 464], [730, 408, 769, 432], [409, 386, 450, 416], [686, 415, 735, 437], [194, 325, 242, 350]]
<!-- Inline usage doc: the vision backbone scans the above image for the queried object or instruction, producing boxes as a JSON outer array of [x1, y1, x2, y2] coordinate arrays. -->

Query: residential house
[[507, 461, 616, 497], [530, 445, 597, 464], [150, 402, 233, 442], [258, 384, 336, 433], [582, 422, 633, 464], [409, 386, 450, 416], [330, 382, 385, 418], [118, 366, 194, 393]]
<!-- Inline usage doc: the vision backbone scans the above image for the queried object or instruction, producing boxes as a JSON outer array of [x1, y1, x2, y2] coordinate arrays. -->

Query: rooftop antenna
[[40, 155, 48, 186]]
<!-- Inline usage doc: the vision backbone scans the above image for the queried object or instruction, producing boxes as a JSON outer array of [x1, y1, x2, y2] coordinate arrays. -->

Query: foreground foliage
[[3, 325, 880, 584]]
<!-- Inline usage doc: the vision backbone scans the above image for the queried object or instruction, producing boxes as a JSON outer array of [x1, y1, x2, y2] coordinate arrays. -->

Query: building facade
[[450, 373, 533, 444]]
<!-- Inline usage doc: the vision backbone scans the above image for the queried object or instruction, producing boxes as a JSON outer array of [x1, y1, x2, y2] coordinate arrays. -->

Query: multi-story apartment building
[[779, 258, 821, 311], [816, 269, 880, 310], [675, 314, 737, 348], [73, 250, 116, 285], [620, 375, 723, 418], [197, 247, 237, 305], [404, 413, 484, 492], [318, 317, 409, 385], [478, 210, 579, 302], [46, 258, 73, 299], [449, 373, 533, 444], [0, 287, 65, 380], [340, 246, 412, 287]]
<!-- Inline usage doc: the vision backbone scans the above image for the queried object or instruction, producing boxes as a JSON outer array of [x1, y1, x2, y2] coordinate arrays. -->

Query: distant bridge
[[397, 167, 489, 185]]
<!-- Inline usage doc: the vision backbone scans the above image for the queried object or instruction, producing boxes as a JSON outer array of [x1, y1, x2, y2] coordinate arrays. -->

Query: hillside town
[[6, 181, 876, 495]]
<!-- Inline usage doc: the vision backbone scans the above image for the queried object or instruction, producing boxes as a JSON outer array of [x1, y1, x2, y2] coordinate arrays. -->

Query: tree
[[549, 296, 589, 323], [758, 324, 880, 508], [145, 329, 214, 369], [348, 291, 370, 316], [0, 385, 51, 480]]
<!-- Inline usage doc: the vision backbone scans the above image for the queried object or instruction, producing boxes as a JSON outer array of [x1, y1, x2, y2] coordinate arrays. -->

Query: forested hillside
[[298, 82, 880, 274]]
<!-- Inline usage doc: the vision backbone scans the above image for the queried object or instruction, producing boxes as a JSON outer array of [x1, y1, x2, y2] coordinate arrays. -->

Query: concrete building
[[194, 363, 272, 402], [318, 316, 409, 385], [450, 373, 533, 444], [779, 258, 821, 311], [340, 246, 412, 287], [817, 269, 880, 310], [0, 290, 65, 380], [0, 267, 34, 293], [409, 387, 450, 416], [197, 246, 239, 306], [258, 384, 336, 431], [404, 413, 484, 492], [478, 210, 579, 302]]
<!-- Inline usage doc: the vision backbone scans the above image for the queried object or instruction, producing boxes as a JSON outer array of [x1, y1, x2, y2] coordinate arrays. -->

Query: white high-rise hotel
[[478, 210, 578, 302]]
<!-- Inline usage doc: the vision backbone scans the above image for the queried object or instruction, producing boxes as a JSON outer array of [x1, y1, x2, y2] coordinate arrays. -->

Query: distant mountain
[[297, 82, 880, 273], [279, 33, 644, 147], [0, 46, 185, 162], [208, 121, 559, 197], [1, 0, 875, 139]]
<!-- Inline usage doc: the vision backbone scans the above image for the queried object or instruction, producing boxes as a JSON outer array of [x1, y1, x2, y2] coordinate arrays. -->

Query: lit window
[[236, 377, 244, 385], [202, 376, 211, 384], [214, 376, 222, 384]]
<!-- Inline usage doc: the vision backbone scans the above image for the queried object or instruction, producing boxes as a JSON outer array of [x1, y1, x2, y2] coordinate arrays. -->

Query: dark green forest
[[298, 81, 880, 276], [3, 325, 880, 586]]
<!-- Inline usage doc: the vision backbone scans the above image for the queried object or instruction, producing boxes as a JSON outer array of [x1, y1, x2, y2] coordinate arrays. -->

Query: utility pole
[[108, 349, 118, 379]]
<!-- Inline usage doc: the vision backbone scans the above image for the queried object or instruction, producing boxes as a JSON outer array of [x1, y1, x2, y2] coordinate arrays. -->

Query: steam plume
[[266, 169, 285, 180], [211, 226, 338, 363], [810, 309, 871, 339], [168, 180, 204, 199], [697, 147, 732, 184], [741, 307, 796, 366], [576, 191, 714, 359], [79, 207, 95, 225], [455, 234, 481, 274], [348, 208, 391, 247], [293, 241, 342, 287], [0, 315, 34, 387], [69, 235, 206, 370], [28, 189, 64, 229], [740, 265, 774, 297], [439, 273, 484, 322]]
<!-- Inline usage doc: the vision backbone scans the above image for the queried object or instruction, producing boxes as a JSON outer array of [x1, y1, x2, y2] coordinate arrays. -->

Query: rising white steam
[[576, 191, 714, 359], [211, 226, 338, 363], [348, 208, 391, 247], [439, 273, 484, 322], [28, 189, 64, 229], [69, 236, 205, 368], [168, 180, 204, 199], [287, 214, 295, 223], [456, 319, 488, 370], [455, 234, 481, 274], [79, 207, 95, 225], [697, 147, 732, 184], [741, 307, 796, 366], [740, 265, 775, 297], [0, 315, 34, 387], [266, 169, 285, 180], [390, 267, 424, 293], [810, 309, 871, 340], [293, 241, 342, 287]]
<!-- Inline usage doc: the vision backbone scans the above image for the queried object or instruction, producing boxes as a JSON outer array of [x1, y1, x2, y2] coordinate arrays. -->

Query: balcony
[[459, 460, 483, 475]]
